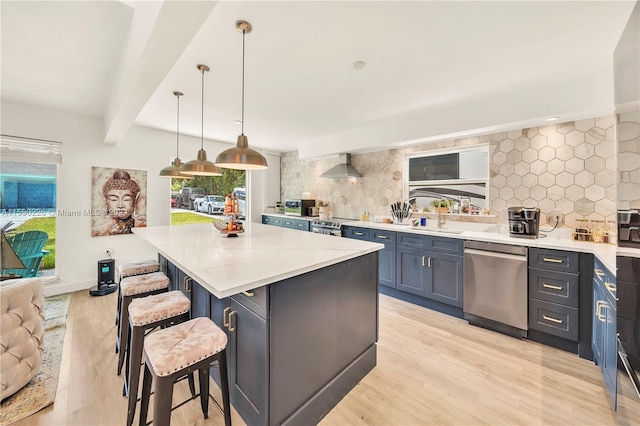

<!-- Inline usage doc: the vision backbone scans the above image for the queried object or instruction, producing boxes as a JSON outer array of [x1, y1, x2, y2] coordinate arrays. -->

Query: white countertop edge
[[343, 220, 618, 273], [617, 246, 640, 259]]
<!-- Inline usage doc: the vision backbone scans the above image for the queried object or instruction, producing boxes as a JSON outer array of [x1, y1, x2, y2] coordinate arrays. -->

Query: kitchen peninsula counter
[[132, 222, 383, 426]]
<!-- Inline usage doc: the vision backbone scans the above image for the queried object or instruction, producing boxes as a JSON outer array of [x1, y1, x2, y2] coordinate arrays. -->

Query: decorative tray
[[212, 219, 244, 237]]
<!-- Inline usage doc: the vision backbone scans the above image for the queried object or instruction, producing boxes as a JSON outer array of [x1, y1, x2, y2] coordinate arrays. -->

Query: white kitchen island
[[133, 222, 383, 426]]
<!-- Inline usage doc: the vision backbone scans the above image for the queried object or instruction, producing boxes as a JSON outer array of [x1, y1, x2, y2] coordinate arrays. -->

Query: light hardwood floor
[[14, 290, 640, 425]]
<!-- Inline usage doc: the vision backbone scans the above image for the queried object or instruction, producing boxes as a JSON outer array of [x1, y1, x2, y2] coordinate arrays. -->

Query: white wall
[[2, 100, 266, 295]]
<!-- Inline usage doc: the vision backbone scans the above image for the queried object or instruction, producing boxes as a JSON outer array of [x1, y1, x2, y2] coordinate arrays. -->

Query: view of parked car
[[195, 195, 225, 215], [170, 193, 178, 208]]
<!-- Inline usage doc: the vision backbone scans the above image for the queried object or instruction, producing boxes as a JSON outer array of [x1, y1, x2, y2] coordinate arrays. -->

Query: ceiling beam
[[103, 0, 217, 145]]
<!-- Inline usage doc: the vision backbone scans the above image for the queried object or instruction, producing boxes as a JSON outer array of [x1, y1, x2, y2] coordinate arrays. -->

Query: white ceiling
[[1, 1, 636, 158]]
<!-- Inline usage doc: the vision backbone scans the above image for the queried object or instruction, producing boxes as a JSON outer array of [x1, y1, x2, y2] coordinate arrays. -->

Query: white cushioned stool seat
[[144, 317, 228, 377], [129, 291, 190, 327], [118, 260, 160, 280], [120, 272, 169, 297]]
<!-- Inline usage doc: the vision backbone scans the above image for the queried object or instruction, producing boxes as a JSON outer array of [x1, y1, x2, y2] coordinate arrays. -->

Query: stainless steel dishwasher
[[463, 240, 528, 337]]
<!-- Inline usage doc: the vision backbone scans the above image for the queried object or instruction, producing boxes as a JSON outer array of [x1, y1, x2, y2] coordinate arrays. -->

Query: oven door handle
[[619, 339, 640, 400]]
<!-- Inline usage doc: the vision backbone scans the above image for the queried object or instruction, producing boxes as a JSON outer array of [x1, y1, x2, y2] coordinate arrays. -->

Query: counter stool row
[[113, 259, 231, 426]]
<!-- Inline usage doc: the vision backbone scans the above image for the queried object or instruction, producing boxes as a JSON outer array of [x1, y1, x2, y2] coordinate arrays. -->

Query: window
[[405, 145, 489, 212]]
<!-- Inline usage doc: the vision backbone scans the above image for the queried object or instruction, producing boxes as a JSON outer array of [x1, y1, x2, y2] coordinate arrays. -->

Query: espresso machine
[[618, 209, 640, 248], [508, 207, 540, 239]]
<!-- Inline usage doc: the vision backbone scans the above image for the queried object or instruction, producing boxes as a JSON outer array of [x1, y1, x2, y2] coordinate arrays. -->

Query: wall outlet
[[547, 209, 564, 225], [500, 208, 508, 222]]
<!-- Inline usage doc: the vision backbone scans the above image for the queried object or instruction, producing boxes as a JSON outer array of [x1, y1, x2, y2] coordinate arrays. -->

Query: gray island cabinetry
[[137, 223, 382, 426]]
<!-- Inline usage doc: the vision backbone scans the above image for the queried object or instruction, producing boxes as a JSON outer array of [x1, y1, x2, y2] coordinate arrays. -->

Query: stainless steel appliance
[[284, 199, 315, 216], [508, 206, 540, 239], [307, 206, 319, 217], [463, 241, 528, 337], [311, 218, 347, 236], [618, 209, 640, 248], [617, 255, 640, 401]]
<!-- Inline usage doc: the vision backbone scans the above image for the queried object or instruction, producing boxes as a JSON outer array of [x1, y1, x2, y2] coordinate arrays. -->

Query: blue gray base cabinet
[[262, 214, 311, 231], [344, 226, 396, 288], [160, 252, 378, 426], [592, 256, 617, 409]]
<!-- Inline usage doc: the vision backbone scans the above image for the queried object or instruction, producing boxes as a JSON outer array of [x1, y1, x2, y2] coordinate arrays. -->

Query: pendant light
[[181, 64, 222, 176], [160, 91, 192, 179], [215, 20, 268, 170]]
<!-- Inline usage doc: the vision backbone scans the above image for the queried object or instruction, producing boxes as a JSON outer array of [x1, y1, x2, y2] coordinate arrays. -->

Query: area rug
[[0, 293, 71, 426]]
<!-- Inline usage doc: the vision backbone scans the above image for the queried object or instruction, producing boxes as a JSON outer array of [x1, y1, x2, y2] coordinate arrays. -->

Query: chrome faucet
[[436, 199, 446, 229]]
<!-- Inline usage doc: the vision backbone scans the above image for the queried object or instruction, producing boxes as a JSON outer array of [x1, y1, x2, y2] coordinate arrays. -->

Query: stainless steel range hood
[[319, 153, 361, 179]]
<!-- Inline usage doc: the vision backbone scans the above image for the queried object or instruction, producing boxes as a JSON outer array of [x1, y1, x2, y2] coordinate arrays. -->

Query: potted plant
[[431, 199, 449, 214]]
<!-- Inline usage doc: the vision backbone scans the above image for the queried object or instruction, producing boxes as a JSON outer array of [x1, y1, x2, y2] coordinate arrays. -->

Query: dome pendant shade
[[160, 90, 192, 179], [215, 134, 268, 170], [181, 64, 222, 177], [214, 20, 268, 171], [181, 149, 222, 176], [160, 157, 193, 179]]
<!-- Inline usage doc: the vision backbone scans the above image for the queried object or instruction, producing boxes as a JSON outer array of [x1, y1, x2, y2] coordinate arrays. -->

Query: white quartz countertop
[[133, 222, 383, 298], [343, 220, 618, 273]]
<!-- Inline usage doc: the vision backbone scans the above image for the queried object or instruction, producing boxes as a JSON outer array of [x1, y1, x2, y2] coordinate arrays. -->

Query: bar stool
[[125, 291, 191, 426], [117, 271, 169, 376], [115, 260, 160, 352], [139, 317, 231, 426]]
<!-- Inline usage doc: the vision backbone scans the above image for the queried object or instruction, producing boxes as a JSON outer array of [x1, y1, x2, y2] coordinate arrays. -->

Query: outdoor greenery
[[172, 168, 246, 197], [170, 212, 214, 225], [14, 217, 56, 269]]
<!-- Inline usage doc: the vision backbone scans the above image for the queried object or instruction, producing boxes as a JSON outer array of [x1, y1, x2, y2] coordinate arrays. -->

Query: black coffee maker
[[618, 209, 640, 248], [508, 207, 540, 239]]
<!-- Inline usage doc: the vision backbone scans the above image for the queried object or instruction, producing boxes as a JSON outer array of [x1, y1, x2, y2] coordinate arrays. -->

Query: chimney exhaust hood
[[319, 153, 362, 179]]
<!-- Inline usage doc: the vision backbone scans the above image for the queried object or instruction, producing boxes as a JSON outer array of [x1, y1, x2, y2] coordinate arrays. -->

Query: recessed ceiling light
[[352, 61, 366, 70], [546, 117, 559, 122]]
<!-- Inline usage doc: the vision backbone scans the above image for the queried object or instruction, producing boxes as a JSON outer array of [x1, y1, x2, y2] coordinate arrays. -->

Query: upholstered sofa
[[1, 277, 45, 401]]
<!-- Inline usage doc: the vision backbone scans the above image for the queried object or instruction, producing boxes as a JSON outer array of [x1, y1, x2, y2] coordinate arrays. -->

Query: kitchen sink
[[435, 229, 465, 234]]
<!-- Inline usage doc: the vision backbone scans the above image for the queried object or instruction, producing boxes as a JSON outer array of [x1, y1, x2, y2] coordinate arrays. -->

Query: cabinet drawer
[[283, 218, 297, 229], [426, 236, 463, 256], [295, 219, 310, 232], [371, 229, 396, 249], [261, 215, 271, 225], [345, 227, 370, 241], [529, 248, 579, 273], [271, 217, 283, 226], [397, 232, 427, 250], [231, 285, 268, 319], [529, 299, 579, 341], [528, 268, 579, 308], [594, 257, 616, 297]]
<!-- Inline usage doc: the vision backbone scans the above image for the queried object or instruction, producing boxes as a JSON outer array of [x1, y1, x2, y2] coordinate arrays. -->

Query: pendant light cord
[[241, 29, 245, 136], [201, 68, 205, 149], [176, 93, 180, 158]]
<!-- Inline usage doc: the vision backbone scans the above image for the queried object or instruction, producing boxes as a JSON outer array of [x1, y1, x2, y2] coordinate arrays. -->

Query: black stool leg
[[117, 295, 132, 375], [126, 325, 145, 425], [188, 372, 196, 398], [153, 376, 174, 426], [218, 349, 231, 426], [138, 362, 152, 426], [198, 368, 210, 419]]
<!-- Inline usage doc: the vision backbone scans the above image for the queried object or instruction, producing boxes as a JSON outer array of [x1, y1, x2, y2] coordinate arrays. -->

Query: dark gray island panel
[[269, 252, 378, 425]]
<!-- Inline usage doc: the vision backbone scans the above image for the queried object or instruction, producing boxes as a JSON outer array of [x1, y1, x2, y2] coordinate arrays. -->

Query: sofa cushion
[[1, 278, 45, 400]]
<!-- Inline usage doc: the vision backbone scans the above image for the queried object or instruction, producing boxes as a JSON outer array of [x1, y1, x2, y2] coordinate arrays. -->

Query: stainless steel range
[[311, 218, 350, 236]]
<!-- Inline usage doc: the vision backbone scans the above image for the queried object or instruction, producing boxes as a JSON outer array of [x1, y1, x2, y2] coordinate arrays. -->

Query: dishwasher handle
[[464, 248, 527, 262]]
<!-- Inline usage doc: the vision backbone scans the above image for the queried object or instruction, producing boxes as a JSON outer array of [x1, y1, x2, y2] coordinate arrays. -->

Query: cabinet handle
[[377, 235, 388, 239], [422, 256, 425, 267], [183, 276, 192, 293], [355, 232, 364, 236], [543, 315, 563, 324], [223, 307, 230, 328], [428, 257, 432, 268], [595, 301, 606, 322], [594, 269, 604, 277], [543, 257, 563, 264], [228, 311, 236, 332], [542, 283, 563, 290], [604, 282, 616, 293], [242, 290, 254, 297]]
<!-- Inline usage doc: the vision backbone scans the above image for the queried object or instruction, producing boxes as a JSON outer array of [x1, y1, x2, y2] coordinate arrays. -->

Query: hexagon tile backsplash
[[281, 115, 617, 230]]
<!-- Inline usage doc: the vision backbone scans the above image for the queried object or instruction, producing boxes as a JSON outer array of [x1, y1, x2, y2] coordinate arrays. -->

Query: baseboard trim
[[44, 278, 94, 297]]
